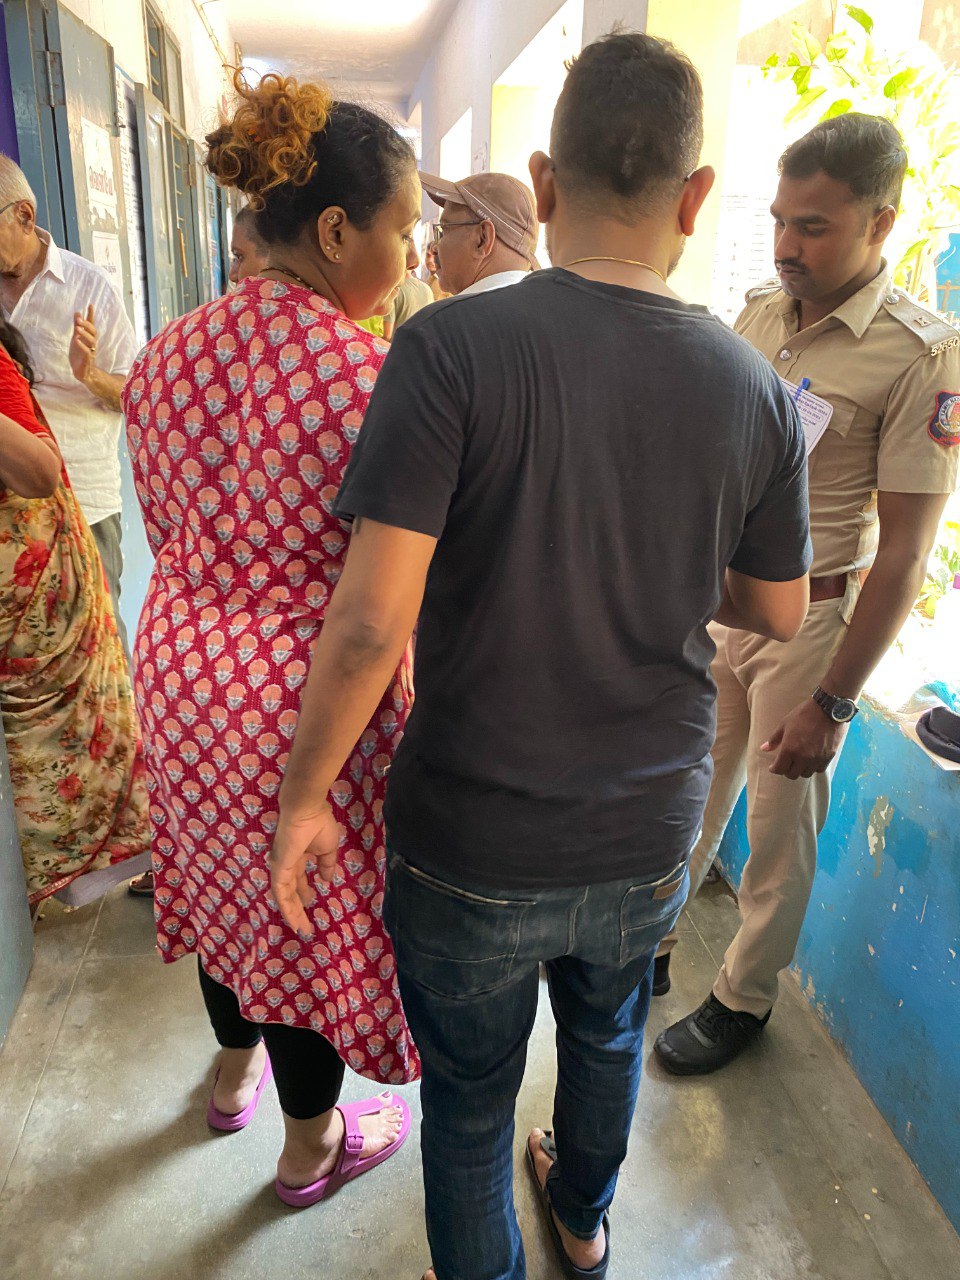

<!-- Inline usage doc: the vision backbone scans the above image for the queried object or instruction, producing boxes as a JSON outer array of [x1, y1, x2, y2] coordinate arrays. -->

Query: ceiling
[[223, 0, 460, 114]]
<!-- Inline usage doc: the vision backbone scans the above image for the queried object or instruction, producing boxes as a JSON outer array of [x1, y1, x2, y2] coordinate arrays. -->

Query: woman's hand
[[269, 803, 340, 936]]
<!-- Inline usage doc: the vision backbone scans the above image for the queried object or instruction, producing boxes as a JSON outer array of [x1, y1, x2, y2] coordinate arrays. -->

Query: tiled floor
[[1, 881, 958, 1279]]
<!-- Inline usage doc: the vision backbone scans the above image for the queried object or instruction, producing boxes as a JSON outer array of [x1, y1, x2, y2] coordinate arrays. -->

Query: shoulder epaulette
[[881, 290, 960, 356], [744, 278, 781, 303]]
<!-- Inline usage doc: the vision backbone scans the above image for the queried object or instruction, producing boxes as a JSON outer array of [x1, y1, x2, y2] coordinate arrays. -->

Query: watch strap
[[812, 686, 859, 722]]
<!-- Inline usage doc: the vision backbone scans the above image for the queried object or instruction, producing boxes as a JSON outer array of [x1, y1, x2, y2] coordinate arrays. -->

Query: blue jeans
[[383, 841, 688, 1280]]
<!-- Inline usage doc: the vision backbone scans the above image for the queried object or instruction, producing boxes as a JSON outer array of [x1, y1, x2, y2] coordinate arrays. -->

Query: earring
[[332, 250, 341, 260]]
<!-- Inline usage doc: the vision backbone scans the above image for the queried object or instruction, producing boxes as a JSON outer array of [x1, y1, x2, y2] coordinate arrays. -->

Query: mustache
[[776, 260, 806, 273]]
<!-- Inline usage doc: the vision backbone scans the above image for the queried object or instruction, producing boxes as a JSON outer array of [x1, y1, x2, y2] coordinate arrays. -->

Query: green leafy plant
[[918, 517, 960, 619], [763, 4, 960, 300]]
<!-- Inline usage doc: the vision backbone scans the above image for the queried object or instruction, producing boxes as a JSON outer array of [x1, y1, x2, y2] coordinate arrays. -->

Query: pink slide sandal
[[275, 1091, 412, 1208], [207, 1055, 273, 1132]]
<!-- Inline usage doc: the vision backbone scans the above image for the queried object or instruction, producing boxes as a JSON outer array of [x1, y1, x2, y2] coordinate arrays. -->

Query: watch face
[[831, 698, 857, 723]]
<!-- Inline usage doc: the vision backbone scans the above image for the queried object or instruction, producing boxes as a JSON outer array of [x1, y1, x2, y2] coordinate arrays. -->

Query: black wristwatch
[[812, 686, 859, 724]]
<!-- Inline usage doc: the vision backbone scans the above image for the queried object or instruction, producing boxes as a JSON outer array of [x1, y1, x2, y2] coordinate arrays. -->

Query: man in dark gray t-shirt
[[336, 268, 810, 893], [271, 33, 811, 1280]]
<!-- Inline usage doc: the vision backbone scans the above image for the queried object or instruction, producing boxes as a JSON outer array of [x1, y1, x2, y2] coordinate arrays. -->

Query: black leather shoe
[[654, 993, 771, 1075], [652, 953, 671, 997]]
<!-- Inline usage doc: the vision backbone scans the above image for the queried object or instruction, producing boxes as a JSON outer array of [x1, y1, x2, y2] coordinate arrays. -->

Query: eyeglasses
[[0, 201, 19, 219], [433, 218, 483, 242]]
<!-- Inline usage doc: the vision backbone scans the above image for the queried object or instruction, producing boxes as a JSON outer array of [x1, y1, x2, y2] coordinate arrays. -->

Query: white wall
[[412, 0, 650, 220], [582, 0, 648, 43], [415, 0, 572, 174], [411, 0, 732, 297], [60, 0, 232, 144]]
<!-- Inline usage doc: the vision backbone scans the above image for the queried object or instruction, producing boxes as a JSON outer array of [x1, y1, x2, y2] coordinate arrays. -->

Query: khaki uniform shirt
[[736, 264, 960, 620]]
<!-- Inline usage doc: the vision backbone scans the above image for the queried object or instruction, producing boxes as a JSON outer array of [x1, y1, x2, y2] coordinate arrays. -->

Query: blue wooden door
[[136, 84, 178, 333], [4, 0, 134, 310]]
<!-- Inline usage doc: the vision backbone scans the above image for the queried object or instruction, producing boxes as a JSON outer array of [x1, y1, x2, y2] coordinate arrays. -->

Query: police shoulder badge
[[928, 391, 960, 448]]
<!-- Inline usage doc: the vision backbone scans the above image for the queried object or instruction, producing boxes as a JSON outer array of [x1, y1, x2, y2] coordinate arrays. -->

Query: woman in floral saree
[[0, 317, 149, 904]]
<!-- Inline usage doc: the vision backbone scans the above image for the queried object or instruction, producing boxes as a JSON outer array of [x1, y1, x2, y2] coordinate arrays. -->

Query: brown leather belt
[[809, 569, 869, 603]]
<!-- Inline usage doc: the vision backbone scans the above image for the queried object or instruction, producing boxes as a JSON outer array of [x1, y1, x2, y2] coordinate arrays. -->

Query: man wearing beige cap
[[420, 170, 539, 298]]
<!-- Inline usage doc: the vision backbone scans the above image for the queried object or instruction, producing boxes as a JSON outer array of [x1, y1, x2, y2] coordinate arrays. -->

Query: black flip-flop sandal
[[525, 1130, 611, 1280]]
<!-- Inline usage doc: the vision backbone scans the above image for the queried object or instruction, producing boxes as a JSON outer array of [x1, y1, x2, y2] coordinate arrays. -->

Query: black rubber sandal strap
[[526, 1131, 611, 1280]]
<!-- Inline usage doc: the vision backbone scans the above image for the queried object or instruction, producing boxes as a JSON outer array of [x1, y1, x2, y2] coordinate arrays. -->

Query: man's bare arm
[[821, 490, 950, 699], [270, 518, 436, 933], [715, 568, 810, 642], [763, 490, 950, 779], [82, 366, 125, 411]]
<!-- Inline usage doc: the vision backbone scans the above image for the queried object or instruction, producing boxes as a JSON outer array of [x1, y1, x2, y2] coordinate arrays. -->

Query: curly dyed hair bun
[[205, 68, 414, 245], [206, 69, 333, 208]]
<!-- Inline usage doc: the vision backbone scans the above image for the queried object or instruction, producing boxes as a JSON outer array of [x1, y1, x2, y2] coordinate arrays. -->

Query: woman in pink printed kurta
[[121, 69, 428, 1204], [126, 275, 418, 1082]]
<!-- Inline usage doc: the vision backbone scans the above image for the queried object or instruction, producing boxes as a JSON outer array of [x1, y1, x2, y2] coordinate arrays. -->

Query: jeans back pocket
[[385, 852, 532, 1000], [618, 861, 689, 965]]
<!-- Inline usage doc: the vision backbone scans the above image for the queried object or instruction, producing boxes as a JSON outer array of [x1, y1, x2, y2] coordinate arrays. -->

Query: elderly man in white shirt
[[0, 156, 138, 652], [421, 171, 539, 300]]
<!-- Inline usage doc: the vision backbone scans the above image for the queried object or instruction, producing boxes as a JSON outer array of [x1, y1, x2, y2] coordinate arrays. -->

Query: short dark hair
[[233, 205, 265, 244], [550, 31, 703, 217], [206, 72, 415, 245], [779, 113, 907, 212]]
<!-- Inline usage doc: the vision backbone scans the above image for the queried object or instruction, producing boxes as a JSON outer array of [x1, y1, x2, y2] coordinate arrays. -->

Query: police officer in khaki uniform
[[655, 113, 960, 1075]]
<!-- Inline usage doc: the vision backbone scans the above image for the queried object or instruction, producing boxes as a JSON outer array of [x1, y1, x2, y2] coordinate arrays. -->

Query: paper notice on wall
[[91, 232, 123, 290], [81, 118, 118, 215]]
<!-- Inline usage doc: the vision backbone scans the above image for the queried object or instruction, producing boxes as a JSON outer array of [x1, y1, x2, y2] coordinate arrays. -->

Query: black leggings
[[198, 959, 344, 1120]]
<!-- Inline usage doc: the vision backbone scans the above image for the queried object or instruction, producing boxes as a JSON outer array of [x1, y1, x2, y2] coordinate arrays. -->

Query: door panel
[[3, 0, 67, 240], [3, 1, 132, 310], [116, 72, 150, 347], [167, 123, 199, 313], [136, 84, 177, 332], [203, 169, 223, 299], [53, 5, 127, 274], [192, 141, 221, 302]]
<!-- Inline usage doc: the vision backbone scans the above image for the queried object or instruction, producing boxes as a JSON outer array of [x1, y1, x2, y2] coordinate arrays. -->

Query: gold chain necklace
[[561, 256, 667, 283], [267, 267, 317, 292]]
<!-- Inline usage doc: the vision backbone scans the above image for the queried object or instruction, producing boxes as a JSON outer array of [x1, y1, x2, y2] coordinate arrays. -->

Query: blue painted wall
[[0, 726, 33, 1046], [718, 703, 960, 1230], [118, 432, 152, 645], [0, 5, 20, 162], [937, 231, 960, 324]]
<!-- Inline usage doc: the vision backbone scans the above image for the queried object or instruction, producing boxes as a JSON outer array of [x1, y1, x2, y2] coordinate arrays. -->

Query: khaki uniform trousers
[[662, 598, 849, 1018]]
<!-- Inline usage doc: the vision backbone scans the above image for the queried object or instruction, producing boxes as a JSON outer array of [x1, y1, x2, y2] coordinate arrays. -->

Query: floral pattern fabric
[[123, 278, 419, 1086], [0, 349, 150, 902]]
